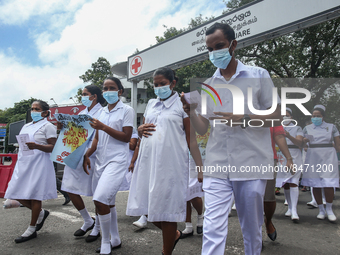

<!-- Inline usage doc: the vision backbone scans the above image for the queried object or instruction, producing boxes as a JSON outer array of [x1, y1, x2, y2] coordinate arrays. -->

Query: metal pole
[[131, 81, 138, 127]]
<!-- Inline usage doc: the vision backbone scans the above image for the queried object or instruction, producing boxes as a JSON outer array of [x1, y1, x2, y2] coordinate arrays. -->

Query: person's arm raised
[[181, 92, 209, 135]]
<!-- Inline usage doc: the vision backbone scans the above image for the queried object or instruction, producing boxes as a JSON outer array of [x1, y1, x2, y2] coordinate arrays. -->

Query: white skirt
[[187, 158, 203, 201], [5, 150, 57, 201], [61, 155, 95, 196], [276, 148, 303, 187], [301, 147, 339, 188], [92, 161, 127, 205]]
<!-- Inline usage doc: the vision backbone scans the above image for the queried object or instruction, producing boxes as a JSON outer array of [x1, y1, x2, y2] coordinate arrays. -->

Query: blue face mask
[[81, 96, 93, 107], [209, 40, 234, 69], [311, 117, 323, 126], [31, 111, 43, 122], [154, 85, 172, 99], [103, 91, 119, 104]]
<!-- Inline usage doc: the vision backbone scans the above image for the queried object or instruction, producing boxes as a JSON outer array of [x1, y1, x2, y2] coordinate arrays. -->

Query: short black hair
[[206, 22, 235, 42], [33, 100, 50, 117], [153, 67, 178, 82], [313, 108, 325, 117], [105, 77, 125, 93], [85, 85, 105, 105]]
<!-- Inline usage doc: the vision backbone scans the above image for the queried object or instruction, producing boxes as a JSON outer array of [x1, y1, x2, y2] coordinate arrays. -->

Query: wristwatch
[[241, 114, 251, 129]]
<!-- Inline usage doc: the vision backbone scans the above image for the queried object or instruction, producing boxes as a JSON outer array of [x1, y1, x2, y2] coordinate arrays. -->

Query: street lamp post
[[50, 98, 57, 106], [69, 97, 76, 104]]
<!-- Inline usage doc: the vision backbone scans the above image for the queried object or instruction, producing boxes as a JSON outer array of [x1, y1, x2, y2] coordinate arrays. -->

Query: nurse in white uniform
[[5, 100, 57, 243], [301, 105, 340, 222], [83, 77, 134, 255], [118, 127, 138, 191], [276, 108, 304, 221], [126, 67, 202, 255], [61, 85, 104, 241]]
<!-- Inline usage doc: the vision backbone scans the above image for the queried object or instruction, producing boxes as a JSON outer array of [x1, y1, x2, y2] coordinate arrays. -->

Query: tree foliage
[[151, 0, 340, 128], [76, 57, 113, 102], [230, 1, 340, 127], [0, 98, 38, 152], [144, 15, 216, 98]]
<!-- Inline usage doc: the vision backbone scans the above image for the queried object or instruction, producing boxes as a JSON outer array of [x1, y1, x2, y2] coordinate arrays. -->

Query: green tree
[[144, 14, 216, 99], [0, 98, 38, 152], [228, 0, 340, 127], [152, 0, 340, 128], [77, 57, 113, 102]]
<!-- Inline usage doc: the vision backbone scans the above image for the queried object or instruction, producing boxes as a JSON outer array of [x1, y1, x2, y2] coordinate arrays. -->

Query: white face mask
[[282, 116, 291, 124]]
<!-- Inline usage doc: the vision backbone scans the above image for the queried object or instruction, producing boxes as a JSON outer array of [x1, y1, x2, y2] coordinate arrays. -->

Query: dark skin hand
[[138, 123, 156, 138], [26, 138, 56, 153], [129, 139, 140, 173]]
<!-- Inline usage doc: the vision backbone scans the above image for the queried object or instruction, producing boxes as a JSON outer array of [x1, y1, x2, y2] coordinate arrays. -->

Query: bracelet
[[287, 157, 293, 160]]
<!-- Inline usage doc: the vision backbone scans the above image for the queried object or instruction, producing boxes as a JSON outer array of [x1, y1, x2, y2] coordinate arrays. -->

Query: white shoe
[[133, 216, 147, 229], [317, 213, 325, 220], [231, 203, 236, 211], [327, 214, 337, 222], [291, 214, 299, 222], [307, 201, 318, 208], [284, 199, 288, 206], [285, 209, 292, 217]]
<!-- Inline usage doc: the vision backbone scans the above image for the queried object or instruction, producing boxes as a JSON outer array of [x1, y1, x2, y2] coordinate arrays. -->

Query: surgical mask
[[154, 85, 172, 99], [311, 117, 323, 126], [103, 91, 119, 104], [282, 116, 292, 124], [81, 96, 93, 107], [209, 40, 234, 69], [31, 111, 43, 122]]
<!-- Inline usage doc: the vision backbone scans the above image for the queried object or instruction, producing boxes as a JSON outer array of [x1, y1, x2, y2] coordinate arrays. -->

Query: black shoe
[[85, 233, 100, 242], [197, 226, 203, 234], [36, 210, 49, 232], [179, 231, 193, 239], [96, 243, 121, 253], [267, 227, 277, 241], [15, 231, 37, 243], [74, 221, 95, 237], [173, 230, 182, 251], [62, 196, 71, 206]]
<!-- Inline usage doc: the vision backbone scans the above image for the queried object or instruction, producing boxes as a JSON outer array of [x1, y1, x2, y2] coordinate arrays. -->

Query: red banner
[[48, 105, 86, 124]]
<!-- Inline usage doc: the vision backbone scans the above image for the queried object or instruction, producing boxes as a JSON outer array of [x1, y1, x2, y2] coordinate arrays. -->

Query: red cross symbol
[[130, 56, 143, 76]]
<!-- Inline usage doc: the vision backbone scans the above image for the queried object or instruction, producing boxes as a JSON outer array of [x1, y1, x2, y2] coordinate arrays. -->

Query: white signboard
[[127, 0, 340, 81]]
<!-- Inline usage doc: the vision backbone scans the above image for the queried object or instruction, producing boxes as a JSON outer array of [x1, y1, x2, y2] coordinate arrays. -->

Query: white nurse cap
[[313, 104, 326, 111], [286, 107, 292, 114]]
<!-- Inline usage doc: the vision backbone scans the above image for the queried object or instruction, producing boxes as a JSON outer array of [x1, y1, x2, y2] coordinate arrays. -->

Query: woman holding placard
[[61, 85, 105, 242], [5, 100, 57, 243], [301, 105, 340, 222], [83, 77, 135, 255]]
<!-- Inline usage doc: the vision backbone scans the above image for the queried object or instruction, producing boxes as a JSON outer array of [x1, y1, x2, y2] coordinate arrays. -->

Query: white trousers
[[202, 177, 266, 255]]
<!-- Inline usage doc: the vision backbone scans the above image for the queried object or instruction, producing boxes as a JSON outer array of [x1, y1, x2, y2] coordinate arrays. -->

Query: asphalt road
[[1, 188, 339, 255]]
